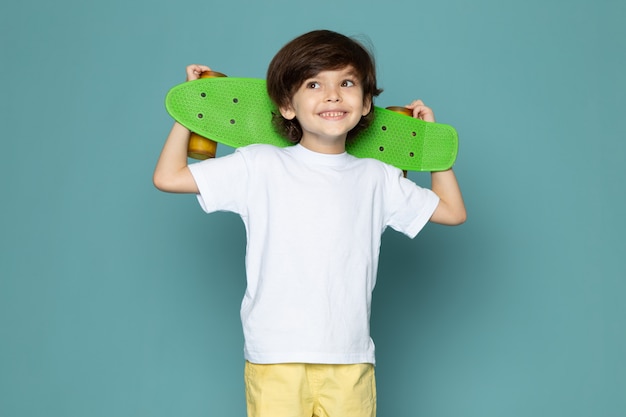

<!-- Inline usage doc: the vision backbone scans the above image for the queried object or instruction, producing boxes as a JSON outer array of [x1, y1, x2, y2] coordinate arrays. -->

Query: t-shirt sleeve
[[385, 167, 440, 238], [187, 149, 249, 215]]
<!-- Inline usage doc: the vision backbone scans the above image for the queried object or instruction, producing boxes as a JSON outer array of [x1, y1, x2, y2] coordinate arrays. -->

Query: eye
[[341, 79, 355, 87], [306, 81, 320, 89]]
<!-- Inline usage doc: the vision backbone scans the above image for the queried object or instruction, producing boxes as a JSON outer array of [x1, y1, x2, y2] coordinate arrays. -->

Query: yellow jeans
[[245, 362, 376, 417]]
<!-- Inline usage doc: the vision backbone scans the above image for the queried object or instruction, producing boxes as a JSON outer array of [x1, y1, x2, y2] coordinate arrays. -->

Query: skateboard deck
[[165, 77, 458, 171]]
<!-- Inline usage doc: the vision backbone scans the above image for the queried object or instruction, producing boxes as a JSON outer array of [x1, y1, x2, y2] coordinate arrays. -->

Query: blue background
[[1, 0, 625, 416]]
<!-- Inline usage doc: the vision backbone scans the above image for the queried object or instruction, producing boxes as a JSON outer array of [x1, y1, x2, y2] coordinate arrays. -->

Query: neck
[[299, 135, 347, 154]]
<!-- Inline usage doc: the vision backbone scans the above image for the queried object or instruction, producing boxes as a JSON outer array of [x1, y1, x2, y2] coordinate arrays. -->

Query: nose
[[325, 85, 341, 102]]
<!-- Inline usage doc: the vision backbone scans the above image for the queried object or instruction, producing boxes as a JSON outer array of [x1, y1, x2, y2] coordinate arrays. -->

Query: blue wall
[[1, 0, 624, 416]]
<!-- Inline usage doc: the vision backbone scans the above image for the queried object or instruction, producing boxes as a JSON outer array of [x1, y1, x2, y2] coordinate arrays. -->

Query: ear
[[362, 97, 372, 116], [279, 104, 296, 120]]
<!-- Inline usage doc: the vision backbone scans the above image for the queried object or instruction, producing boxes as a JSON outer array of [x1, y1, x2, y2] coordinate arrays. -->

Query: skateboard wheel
[[188, 133, 218, 160], [187, 70, 227, 159], [199, 70, 227, 79], [385, 106, 413, 117]]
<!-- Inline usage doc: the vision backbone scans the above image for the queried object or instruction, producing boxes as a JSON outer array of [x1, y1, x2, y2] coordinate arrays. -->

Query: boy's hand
[[404, 100, 466, 225], [186, 64, 212, 81], [406, 99, 435, 123], [153, 64, 213, 194]]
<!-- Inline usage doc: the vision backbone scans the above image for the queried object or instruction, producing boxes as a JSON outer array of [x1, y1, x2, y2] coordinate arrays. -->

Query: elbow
[[442, 212, 467, 226], [153, 171, 172, 192], [448, 205, 467, 225], [431, 204, 467, 226], [152, 167, 197, 194], [453, 209, 467, 226], [152, 172, 165, 191]]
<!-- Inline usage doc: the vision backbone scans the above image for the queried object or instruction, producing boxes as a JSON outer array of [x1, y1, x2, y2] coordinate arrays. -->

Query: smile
[[319, 111, 346, 118]]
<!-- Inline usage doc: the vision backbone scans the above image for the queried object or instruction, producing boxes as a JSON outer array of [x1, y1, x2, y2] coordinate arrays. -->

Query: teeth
[[320, 112, 345, 117]]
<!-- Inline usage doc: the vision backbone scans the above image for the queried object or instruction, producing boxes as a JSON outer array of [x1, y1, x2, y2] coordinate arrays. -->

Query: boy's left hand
[[406, 100, 435, 123], [405, 100, 466, 225]]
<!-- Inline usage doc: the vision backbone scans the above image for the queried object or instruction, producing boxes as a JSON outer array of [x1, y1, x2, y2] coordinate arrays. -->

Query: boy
[[154, 30, 466, 417]]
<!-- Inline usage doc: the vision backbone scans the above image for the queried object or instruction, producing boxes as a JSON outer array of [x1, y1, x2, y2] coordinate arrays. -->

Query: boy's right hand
[[153, 64, 213, 194], [186, 64, 212, 81]]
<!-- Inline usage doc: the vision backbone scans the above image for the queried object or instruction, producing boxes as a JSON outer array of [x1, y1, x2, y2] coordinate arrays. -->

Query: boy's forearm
[[153, 122, 198, 193], [160, 122, 190, 164], [430, 169, 467, 225]]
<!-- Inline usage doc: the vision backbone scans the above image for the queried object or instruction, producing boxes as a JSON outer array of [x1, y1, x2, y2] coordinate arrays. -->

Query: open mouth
[[319, 111, 346, 118]]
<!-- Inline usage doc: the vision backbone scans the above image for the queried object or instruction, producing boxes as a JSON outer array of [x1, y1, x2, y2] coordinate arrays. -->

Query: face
[[280, 66, 372, 153]]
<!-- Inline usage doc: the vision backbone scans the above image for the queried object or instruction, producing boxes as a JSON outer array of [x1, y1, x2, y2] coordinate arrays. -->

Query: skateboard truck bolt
[[385, 106, 413, 178]]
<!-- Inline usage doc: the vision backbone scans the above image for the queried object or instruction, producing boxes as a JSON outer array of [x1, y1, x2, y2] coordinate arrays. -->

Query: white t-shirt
[[189, 144, 439, 365]]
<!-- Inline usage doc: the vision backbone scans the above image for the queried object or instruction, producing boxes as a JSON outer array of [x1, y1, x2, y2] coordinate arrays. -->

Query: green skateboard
[[165, 76, 458, 171]]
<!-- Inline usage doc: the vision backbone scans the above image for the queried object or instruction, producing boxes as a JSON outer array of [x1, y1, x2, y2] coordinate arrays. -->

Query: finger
[[405, 99, 425, 109], [186, 64, 212, 81], [404, 100, 435, 122], [414, 106, 435, 122]]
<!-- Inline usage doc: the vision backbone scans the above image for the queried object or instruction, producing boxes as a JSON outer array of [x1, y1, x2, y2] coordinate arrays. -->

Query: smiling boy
[[154, 30, 466, 417], [279, 66, 370, 154]]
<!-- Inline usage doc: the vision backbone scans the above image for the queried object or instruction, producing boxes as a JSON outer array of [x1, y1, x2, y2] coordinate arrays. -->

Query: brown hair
[[266, 30, 382, 143]]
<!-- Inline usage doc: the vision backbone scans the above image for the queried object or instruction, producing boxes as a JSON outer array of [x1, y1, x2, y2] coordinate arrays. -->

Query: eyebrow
[[300, 68, 361, 87]]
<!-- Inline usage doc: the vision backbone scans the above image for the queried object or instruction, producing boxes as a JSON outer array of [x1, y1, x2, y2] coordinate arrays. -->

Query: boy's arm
[[153, 122, 198, 193], [153, 65, 212, 194], [406, 100, 467, 226], [430, 169, 466, 225]]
